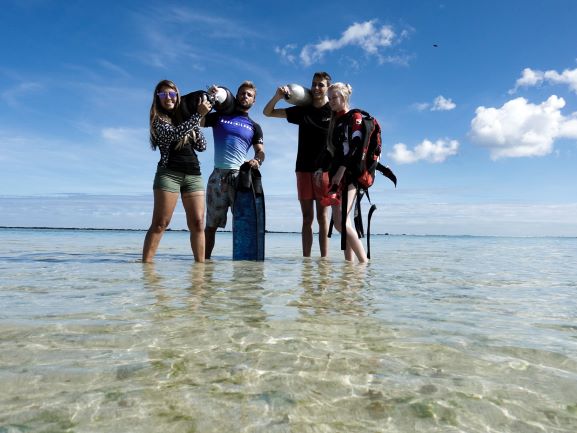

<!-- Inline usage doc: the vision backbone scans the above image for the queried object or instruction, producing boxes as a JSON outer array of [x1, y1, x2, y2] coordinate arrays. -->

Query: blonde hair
[[328, 82, 352, 105], [326, 82, 353, 156]]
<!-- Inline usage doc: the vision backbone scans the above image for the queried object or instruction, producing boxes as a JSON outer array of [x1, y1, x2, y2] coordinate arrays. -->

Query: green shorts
[[153, 168, 204, 193]]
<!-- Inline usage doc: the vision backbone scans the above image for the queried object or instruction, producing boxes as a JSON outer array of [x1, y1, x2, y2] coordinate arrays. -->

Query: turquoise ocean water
[[1, 228, 576, 432]]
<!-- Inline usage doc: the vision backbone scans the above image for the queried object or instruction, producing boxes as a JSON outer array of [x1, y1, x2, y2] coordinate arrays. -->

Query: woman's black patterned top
[[152, 113, 207, 175]]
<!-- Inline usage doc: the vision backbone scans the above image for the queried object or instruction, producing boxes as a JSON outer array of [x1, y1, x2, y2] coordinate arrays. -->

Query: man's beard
[[236, 100, 254, 110]]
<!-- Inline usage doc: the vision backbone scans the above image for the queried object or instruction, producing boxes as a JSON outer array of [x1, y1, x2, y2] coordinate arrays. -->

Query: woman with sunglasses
[[142, 80, 212, 263]]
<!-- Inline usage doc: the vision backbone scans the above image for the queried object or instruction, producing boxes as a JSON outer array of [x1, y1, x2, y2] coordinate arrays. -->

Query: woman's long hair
[[325, 82, 353, 157], [149, 80, 190, 150]]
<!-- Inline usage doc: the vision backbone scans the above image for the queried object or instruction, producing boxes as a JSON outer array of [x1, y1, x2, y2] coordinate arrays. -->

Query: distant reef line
[[0, 226, 396, 236], [2, 226, 574, 238], [0, 226, 302, 234], [0, 226, 258, 233]]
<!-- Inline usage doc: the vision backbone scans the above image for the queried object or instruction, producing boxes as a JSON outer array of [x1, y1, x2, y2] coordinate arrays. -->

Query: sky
[[1, 0, 577, 236]]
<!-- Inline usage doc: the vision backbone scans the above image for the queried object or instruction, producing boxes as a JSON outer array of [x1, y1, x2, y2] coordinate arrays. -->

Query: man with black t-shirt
[[263, 72, 332, 257]]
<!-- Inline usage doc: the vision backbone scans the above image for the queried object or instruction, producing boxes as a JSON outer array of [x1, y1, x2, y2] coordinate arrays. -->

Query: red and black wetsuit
[[326, 110, 364, 182]]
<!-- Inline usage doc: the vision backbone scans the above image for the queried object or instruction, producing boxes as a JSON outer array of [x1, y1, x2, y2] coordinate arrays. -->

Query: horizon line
[[2, 226, 575, 239]]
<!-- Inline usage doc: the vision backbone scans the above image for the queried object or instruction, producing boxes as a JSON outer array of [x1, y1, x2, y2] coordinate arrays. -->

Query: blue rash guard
[[204, 110, 264, 169]]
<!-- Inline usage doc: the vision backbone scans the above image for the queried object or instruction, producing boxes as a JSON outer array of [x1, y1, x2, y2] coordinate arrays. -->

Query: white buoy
[[214, 87, 228, 104], [284, 83, 312, 106], [213, 87, 235, 114]]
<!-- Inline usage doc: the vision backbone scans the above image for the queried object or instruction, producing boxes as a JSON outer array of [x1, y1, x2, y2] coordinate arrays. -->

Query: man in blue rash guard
[[201, 81, 265, 259]]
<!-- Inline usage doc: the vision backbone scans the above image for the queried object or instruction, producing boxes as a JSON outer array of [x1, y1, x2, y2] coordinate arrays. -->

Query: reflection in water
[[138, 260, 277, 431], [142, 262, 169, 304], [143, 260, 267, 324], [230, 260, 266, 325], [143, 262, 217, 314], [187, 262, 212, 312], [3, 230, 577, 432], [298, 259, 370, 317]]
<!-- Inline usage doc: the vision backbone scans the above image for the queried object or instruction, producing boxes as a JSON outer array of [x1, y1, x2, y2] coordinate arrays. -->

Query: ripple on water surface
[[1, 229, 577, 432]]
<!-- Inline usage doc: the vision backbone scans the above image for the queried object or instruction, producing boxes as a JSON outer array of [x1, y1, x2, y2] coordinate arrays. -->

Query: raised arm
[[262, 86, 289, 118], [201, 85, 220, 127]]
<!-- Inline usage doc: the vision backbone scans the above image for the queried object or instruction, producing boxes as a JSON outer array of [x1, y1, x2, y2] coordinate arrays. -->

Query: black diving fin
[[376, 163, 397, 187]]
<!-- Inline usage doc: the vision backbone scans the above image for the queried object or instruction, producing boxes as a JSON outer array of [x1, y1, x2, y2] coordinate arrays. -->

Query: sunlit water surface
[[1, 228, 576, 432]]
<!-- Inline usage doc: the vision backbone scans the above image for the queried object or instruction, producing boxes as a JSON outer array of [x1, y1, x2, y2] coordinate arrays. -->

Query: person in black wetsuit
[[142, 80, 212, 263], [316, 82, 368, 263]]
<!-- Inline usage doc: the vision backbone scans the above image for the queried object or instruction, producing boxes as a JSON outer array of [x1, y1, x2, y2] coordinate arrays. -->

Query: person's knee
[[317, 214, 329, 228], [187, 216, 204, 233], [302, 213, 314, 226], [332, 220, 343, 233], [149, 218, 171, 233]]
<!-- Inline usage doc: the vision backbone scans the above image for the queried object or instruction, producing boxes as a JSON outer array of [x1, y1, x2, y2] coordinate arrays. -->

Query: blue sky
[[1, 0, 576, 236]]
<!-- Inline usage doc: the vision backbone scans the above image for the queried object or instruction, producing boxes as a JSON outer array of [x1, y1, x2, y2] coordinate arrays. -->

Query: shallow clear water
[[1, 228, 577, 432]]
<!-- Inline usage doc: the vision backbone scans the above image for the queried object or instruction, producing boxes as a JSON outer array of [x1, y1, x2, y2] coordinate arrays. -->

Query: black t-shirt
[[286, 103, 331, 172], [166, 144, 201, 175]]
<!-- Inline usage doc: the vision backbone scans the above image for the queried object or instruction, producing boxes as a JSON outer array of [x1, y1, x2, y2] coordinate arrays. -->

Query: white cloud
[[543, 68, 577, 93], [470, 95, 577, 159], [414, 95, 456, 111], [431, 95, 456, 111], [388, 138, 459, 164], [298, 20, 400, 66], [560, 116, 577, 137], [134, 8, 261, 69], [97, 59, 131, 78], [0, 125, 156, 195], [339, 56, 361, 72], [377, 54, 413, 66], [140, 29, 199, 68], [274, 44, 297, 64], [414, 102, 430, 111], [1, 81, 43, 106], [101, 127, 147, 143], [511, 66, 577, 94], [511, 68, 544, 93]]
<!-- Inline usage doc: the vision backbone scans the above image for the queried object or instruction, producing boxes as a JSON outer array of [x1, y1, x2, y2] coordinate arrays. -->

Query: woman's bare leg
[[142, 189, 179, 263]]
